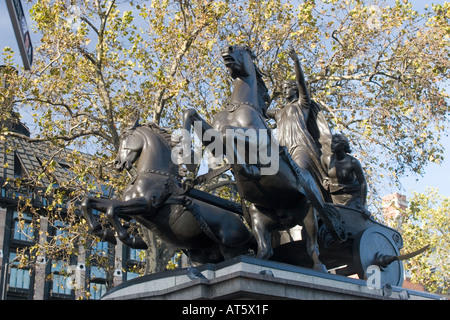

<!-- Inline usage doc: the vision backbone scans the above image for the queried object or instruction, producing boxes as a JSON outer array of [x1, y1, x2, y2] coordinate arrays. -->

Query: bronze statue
[[80, 44, 430, 288], [322, 133, 368, 213], [182, 45, 347, 272], [81, 119, 255, 266], [267, 47, 332, 202]]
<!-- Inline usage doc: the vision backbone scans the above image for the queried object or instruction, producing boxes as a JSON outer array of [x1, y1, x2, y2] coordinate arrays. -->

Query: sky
[[1, 0, 449, 200]]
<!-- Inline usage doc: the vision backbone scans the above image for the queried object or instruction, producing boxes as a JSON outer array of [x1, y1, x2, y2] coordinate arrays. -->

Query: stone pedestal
[[102, 255, 440, 300]]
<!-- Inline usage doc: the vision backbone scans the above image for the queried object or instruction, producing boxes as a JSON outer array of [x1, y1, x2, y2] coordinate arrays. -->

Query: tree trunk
[[142, 228, 178, 274]]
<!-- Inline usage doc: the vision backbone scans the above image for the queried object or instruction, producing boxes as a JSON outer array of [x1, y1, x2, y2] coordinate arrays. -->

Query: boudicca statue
[[183, 44, 347, 272], [82, 44, 428, 288], [267, 47, 333, 203]]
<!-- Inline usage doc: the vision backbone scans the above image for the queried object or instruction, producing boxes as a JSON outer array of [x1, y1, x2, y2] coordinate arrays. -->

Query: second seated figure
[[322, 133, 369, 214]]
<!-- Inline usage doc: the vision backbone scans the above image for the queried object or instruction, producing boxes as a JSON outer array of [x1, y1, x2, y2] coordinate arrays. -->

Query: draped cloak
[[274, 99, 332, 201]]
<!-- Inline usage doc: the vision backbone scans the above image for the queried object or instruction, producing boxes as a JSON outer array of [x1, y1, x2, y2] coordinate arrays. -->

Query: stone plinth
[[102, 256, 440, 300]]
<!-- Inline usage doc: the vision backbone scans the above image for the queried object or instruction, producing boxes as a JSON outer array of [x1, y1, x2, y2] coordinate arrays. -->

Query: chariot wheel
[[353, 226, 404, 287]]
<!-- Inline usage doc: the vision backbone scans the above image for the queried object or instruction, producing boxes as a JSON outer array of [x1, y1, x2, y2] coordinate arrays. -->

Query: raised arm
[[288, 47, 311, 106]]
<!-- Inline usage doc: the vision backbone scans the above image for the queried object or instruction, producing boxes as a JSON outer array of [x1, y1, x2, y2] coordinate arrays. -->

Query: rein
[[130, 166, 230, 245], [226, 101, 259, 113], [225, 101, 270, 130], [130, 164, 233, 196], [130, 168, 181, 185]]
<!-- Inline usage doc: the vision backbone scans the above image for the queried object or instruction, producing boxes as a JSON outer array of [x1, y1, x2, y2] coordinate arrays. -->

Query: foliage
[[397, 188, 449, 294], [1, 0, 449, 294]]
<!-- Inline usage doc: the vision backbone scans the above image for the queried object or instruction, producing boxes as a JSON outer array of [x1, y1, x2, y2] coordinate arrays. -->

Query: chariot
[[271, 203, 423, 287]]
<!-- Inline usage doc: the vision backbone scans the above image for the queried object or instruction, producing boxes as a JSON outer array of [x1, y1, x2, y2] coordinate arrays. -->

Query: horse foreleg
[[303, 207, 327, 273], [221, 124, 263, 179], [182, 108, 214, 137], [106, 197, 149, 249], [182, 108, 221, 152], [81, 196, 117, 244]]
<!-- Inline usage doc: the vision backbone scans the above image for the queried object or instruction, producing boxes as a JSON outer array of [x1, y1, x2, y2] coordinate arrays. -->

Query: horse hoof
[[313, 263, 328, 273], [123, 236, 148, 250], [255, 248, 273, 260], [94, 229, 117, 245]]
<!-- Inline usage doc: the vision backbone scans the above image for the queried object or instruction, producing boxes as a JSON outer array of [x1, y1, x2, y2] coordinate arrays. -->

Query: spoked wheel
[[353, 226, 404, 287]]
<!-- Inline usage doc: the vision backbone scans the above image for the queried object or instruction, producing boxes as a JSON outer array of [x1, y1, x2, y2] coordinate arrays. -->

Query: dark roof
[[0, 121, 114, 202], [1, 136, 73, 185]]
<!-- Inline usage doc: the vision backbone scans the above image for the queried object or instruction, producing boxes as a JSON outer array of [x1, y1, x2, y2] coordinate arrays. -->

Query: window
[[129, 248, 145, 262], [89, 283, 107, 300], [91, 240, 109, 257], [89, 266, 107, 300], [124, 248, 145, 281], [53, 220, 69, 246], [50, 260, 73, 296], [168, 251, 182, 269], [8, 252, 31, 290], [14, 153, 24, 178], [7, 210, 35, 299], [126, 271, 140, 281], [86, 237, 112, 300], [90, 265, 106, 279], [12, 211, 34, 242]]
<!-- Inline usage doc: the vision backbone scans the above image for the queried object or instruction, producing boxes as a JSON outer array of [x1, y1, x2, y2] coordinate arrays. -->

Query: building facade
[[381, 192, 408, 223]]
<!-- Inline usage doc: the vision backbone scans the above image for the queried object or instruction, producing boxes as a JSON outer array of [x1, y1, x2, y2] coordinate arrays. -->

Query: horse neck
[[136, 128, 178, 175], [230, 67, 259, 108]]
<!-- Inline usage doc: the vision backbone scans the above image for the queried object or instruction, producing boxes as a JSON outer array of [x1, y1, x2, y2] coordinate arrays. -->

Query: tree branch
[[153, 23, 210, 124], [2, 129, 110, 144], [81, 16, 99, 35]]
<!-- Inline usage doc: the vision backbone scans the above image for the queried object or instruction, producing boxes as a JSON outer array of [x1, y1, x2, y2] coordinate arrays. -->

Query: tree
[[397, 188, 449, 294], [1, 0, 449, 285]]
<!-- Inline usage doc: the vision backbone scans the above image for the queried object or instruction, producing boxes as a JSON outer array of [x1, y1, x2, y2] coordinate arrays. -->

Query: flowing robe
[[273, 99, 332, 201]]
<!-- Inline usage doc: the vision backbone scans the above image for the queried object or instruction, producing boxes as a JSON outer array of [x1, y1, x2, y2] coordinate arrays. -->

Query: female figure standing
[[267, 48, 332, 201]]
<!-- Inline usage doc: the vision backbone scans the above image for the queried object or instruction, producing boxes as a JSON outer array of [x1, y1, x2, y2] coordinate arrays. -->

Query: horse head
[[114, 118, 143, 171], [221, 45, 257, 79], [221, 44, 270, 115]]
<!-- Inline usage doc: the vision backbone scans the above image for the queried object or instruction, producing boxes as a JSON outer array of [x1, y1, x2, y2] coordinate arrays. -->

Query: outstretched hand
[[288, 46, 298, 61]]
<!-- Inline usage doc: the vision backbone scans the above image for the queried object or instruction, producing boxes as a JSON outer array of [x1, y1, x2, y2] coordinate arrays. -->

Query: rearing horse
[[81, 120, 254, 265], [182, 45, 329, 272]]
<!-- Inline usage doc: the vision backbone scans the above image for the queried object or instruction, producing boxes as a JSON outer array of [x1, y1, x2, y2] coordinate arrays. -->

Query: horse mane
[[141, 122, 187, 177], [254, 62, 271, 115], [142, 122, 177, 149]]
